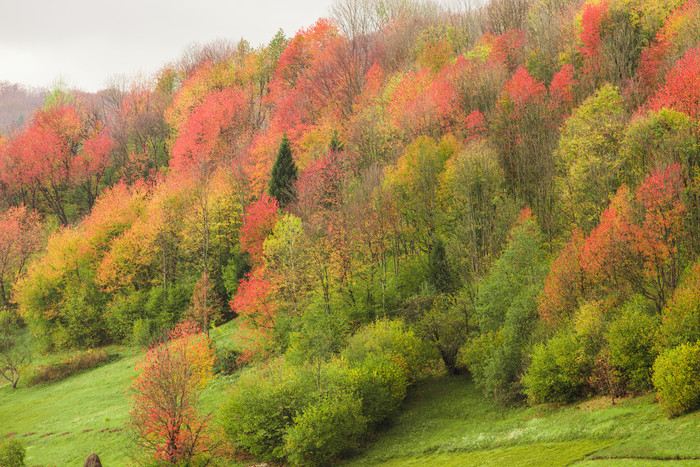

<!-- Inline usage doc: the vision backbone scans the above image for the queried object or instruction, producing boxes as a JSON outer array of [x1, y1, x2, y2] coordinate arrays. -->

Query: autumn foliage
[[131, 322, 215, 463]]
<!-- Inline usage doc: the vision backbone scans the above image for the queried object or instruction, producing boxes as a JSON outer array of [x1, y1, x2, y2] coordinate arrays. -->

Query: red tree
[[131, 322, 215, 463], [649, 47, 700, 118], [239, 194, 279, 268], [0, 205, 43, 306]]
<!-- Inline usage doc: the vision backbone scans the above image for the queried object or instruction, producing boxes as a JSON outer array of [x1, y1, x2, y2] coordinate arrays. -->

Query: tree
[[555, 84, 627, 232], [428, 237, 455, 294], [185, 272, 222, 336], [0, 205, 43, 306], [268, 135, 298, 209], [130, 322, 215, 464], [0, 320, 31, 390]]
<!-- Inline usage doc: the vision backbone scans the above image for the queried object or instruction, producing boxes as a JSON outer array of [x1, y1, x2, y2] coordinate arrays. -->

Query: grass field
[[344, 375, 700, 466], [0, 323, 243, 466], [3, 327, 700, 466]]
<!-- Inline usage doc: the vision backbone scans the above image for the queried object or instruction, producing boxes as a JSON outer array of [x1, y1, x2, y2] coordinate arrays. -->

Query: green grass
[[4, 330, 700, 466], [344, 374, 700, 466], [0, 321, 242, 467]]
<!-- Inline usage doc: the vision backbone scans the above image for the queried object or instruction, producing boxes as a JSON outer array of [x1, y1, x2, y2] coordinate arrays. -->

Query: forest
[[0, 0, 699, 464]]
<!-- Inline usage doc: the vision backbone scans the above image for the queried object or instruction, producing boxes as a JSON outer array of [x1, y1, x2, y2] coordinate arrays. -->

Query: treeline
[[1, 0, 700, 463]]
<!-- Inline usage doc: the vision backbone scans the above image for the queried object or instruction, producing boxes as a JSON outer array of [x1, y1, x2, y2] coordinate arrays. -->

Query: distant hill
[[0, 81, 46, 133]]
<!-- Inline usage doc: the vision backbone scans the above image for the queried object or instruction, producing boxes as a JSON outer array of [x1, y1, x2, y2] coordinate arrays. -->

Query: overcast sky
[[0, 0, 336, 92]]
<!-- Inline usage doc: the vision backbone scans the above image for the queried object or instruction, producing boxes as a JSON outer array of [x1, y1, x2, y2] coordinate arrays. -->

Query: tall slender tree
[[268, 134, 298, 209]]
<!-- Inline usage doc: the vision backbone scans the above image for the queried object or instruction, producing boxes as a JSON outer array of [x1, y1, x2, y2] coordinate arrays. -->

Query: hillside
[[1, 0, 700, 465]]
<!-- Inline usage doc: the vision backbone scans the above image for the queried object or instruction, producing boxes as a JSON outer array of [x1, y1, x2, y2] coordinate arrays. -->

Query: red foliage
[[502, 66, 547, 111], [631, 164, 687, 304], [579, 165, 687, 309], [580, 185, 636, 288], [539, 229, 587, 327], [239, 194, 279, 267], [231, 267, 276, 333], [489, 29, 524, 71], [649, 47, 700, 118], [549, 64, 578, 112], [579, 1, 609, 79], [0, 205, 43, 304], [131, 322, 215, 463], [464, 110, 487, 141], [387, 58, 471, 137], [170, 87, 250, 175], [637, 1, 698, 97]]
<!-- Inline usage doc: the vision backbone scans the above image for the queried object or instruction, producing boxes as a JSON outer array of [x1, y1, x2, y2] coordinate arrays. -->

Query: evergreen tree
[[429, 237, 455, 294], [269, 135, 298, 208], [329, 130, 344, 153]]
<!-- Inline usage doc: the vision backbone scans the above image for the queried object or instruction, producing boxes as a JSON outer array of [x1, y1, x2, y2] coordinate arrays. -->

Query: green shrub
[[213, 347, 244, 375], [221, 358, 317, 460], [522, 331, 592, 404], [341, 319, 427, 381], [132, 318, 153, 348], [106, 290, 147, 342], [25, 349, 110, 386], [350, 356, 408, 425], [472, 214, 547, 403], [0, 439, 25, 467], [283, 392, 367, 466], [606, 301, 659, 393], [653, 342, 700, 418], [658, 263, 700, 350]]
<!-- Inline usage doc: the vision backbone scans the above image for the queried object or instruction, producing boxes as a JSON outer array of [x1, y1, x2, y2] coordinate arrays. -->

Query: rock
[[84, 453, 102, 467]]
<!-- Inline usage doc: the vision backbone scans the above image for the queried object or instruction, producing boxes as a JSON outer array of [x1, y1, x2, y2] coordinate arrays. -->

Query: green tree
[[269, 135, 298, 209], [555, 84, 627, 231], [428, 237, 455, 294]]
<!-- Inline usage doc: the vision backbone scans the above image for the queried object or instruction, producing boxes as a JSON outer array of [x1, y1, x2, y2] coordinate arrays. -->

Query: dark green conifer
[[428, 237, 455, 294], [329, 130, 344, 153], [268, 134, 298, 208]]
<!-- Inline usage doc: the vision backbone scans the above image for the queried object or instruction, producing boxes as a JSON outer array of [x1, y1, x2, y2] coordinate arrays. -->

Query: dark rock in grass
[[84, 453, 102, 467]]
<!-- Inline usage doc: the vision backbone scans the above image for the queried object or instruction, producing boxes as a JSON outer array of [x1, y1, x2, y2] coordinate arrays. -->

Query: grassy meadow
[[3, 323, 700, 466]]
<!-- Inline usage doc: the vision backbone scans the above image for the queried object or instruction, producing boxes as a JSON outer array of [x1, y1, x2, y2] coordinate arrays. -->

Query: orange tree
[[130, 322, 216, 463]]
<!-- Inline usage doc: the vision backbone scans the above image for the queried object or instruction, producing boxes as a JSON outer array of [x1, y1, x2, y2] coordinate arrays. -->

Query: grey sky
[[0, 0, 335, 92]]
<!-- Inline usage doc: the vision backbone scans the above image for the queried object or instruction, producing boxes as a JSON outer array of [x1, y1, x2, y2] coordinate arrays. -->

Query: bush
[[0, 439, 25, 467], [416, 294, 469, 375], [132, 318, 153, 348], [522, 331, 592, 404], [606, 301, 659, 393], [350, 356, 408, 425], [213, 347, 244, 375], [106, 290, 147, 342], [221, 358, 317, 460], [341, 319, 427, 381], [283, 392, 367, 466], [25, 349, 109, 386], [659, 263, 700, 350], [653, 342, 700, 418]]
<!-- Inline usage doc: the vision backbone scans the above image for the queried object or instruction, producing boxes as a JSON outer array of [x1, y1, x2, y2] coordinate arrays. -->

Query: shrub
[[653, 342, 700, 418], [213, 347, 244, 375], [417, 294, 469, 375], [25, 349, 109, 386], [606, 300, 659, 393], [132, 318, 153, 348], [522, 331, 592, 404], [221, 358, 317, 460], [283, 392, 367, 466], [349, 356, 408, 425], [659, 263, 700, 350], [0, 439, 25, 467], [106, 290, 147, 342], [341, 319, 427, 381]]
